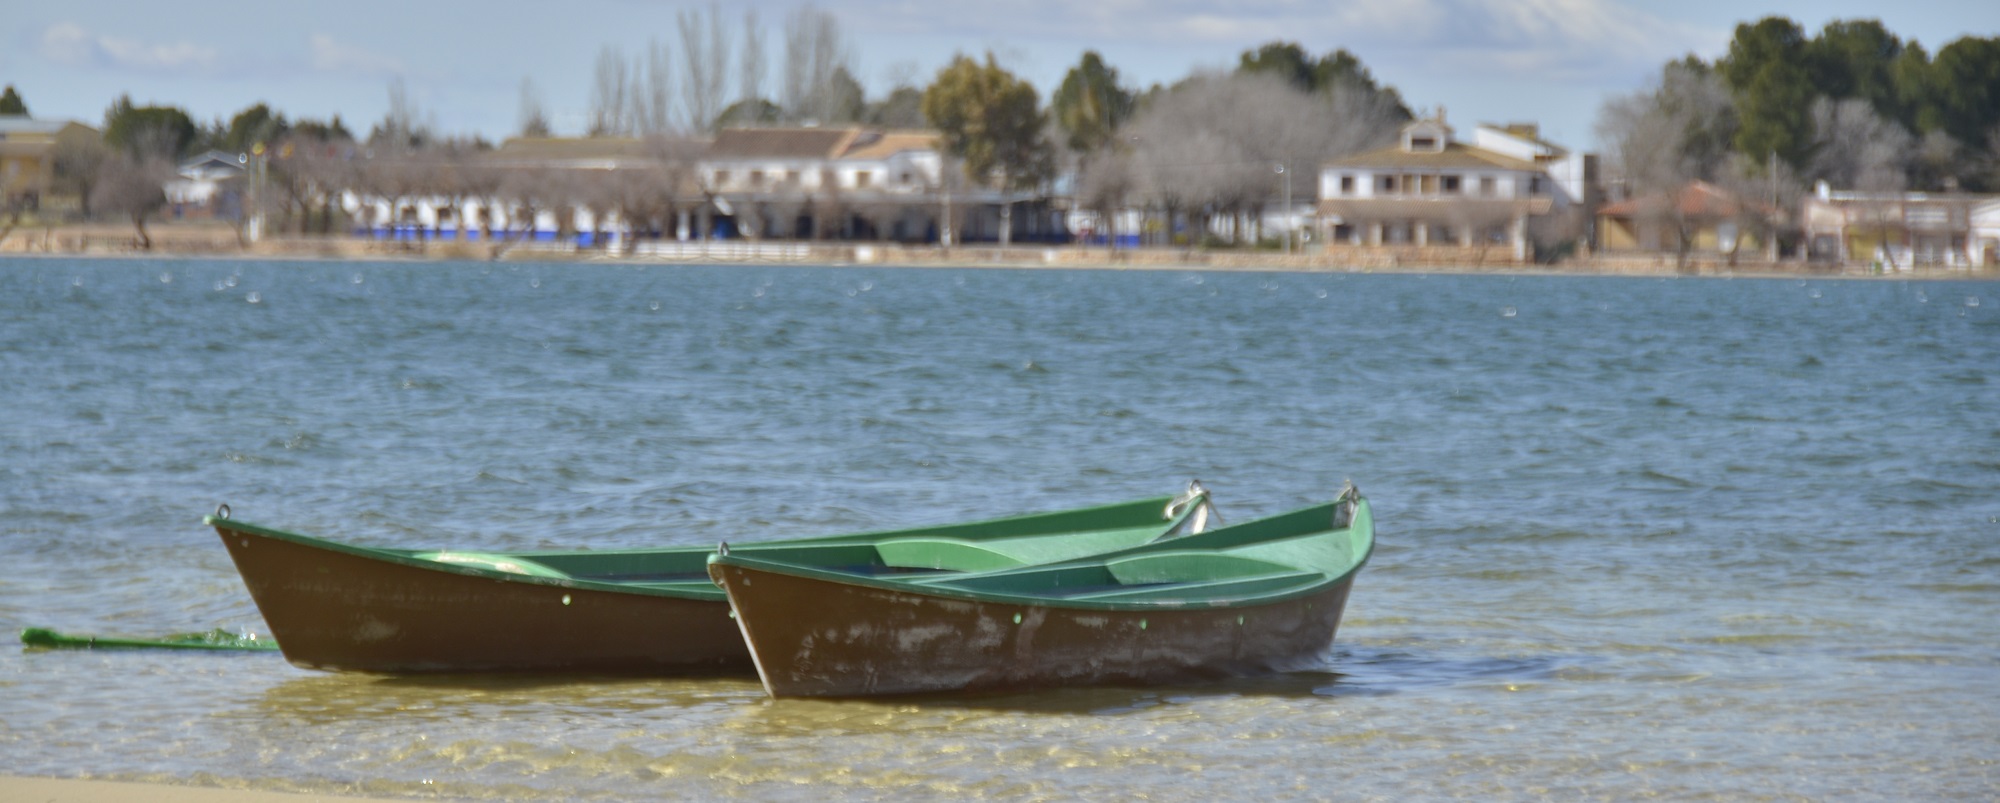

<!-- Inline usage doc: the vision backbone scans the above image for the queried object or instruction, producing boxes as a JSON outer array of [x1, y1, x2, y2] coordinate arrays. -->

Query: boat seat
[[413, 551, 572, 579], [623, 580, 726, 595], [875, 537, 1028, 573], [1066, 571, 1323, 602], [1102, 551, 1298, 585]]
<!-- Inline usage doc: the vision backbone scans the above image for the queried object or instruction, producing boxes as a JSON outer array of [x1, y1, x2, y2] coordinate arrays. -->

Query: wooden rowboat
[[207, 484, 1215, 674], [708, 485, 1371, 697]]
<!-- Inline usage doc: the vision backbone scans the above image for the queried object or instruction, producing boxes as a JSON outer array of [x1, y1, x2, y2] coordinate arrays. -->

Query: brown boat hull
[[215, 524, 751, 674], [710, 562, 1356, 697]]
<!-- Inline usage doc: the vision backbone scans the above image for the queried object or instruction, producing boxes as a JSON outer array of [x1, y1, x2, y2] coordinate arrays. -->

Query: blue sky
[[3, 0, 1993, 151]]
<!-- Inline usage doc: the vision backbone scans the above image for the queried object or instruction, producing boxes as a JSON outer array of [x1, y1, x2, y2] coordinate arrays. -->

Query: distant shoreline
[[3, 225, 1994, 281]]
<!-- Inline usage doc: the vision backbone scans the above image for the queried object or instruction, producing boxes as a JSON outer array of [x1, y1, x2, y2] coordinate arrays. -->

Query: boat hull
[[709, 561, 1356, 697], [216, 523, 750, 674]]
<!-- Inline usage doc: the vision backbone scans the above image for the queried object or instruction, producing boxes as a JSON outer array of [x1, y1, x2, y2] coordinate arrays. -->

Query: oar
[[19, 627, 281, 651]]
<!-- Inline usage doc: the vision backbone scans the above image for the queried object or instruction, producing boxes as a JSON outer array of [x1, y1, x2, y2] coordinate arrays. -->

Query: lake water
[[2, 258, 1995, 800]]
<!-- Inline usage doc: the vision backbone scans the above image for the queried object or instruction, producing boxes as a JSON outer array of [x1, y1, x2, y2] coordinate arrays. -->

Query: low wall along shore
[[2, 224, 1992, 280]]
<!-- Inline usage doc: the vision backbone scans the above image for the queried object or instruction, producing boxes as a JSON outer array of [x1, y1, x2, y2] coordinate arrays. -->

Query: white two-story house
[[1317, 113, 1567, 261]]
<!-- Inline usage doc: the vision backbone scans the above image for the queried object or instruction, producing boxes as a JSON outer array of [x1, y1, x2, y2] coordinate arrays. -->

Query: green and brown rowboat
[[708, 484, 1372, 698], [206, 484, 1216, 674]]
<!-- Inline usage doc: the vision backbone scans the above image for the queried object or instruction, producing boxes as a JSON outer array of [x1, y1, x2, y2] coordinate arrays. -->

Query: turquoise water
[[2, 259, 1995, 800]]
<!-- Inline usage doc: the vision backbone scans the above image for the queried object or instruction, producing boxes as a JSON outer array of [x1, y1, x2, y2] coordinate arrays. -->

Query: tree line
[[1596, 16, 2000, 262], [11, 10, 1414, 251], [13, 10, 2000, 256]]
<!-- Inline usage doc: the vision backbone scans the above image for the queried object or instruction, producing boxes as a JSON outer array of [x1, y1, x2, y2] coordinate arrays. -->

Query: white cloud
[[308, 34, 407, 77], [855, 0, 1718, 83], [40, 21, 220, 72]]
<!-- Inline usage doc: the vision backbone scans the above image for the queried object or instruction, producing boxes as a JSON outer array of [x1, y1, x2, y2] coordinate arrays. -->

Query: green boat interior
[[880, 499, 1370, 604], [360, 493, 1211, 594]]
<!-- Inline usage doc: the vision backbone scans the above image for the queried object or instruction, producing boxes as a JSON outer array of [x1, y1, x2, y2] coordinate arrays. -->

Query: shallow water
[[2, 259, 1996, 800]]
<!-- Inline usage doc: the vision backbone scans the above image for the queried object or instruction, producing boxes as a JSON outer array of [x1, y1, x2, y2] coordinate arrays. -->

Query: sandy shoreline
[[0, 776, 427, 802]]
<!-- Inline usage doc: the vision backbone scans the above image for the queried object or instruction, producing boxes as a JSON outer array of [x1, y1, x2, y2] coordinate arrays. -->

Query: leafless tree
[[1596, 62, 1736, 266], [590, 46, 633, 137], [636, 41, 676, 135], [780, 4, 851, 123], [496, 166, 556, 252], [51, 127, 112, 219], [520, 78, 552, 137], [1074, 146, 1134, 248], [1907, 129, 1966, 193], [677, 3, 732, 132], [91, 153, 172, 248], [1121, 72, 1394, 246], [1438, 200, 1520, 264], [647, 133, 703, 234], [740, 10, 766, 107], [1808, 97, 1911, 191], [1714, 154, 1801, 265], [372, 76, 431, 149]]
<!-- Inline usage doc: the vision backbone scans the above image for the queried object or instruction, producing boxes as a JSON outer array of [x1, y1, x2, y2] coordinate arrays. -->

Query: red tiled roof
[[1598, 181, 1767, 218]]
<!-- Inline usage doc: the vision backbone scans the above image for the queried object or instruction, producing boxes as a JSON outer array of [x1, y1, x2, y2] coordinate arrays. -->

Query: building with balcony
[[1316, 113, 1575, 262]]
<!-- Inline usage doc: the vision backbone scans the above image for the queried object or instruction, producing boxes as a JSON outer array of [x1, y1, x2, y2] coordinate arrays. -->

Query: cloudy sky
[[3, 0, 1993, 151]]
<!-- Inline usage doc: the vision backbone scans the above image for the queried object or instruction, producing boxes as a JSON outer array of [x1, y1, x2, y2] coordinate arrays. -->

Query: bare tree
[[519, 77, 552, 137], [51, 127, 112, 219], [677, 3, 732, 132], [740, 10, 766, 107], [1808, 97, 1911, 190], [1122, 72, 1395, 247], [781, 4, 852, 123], [589, 46, 633, 137], [497, 166, 556, 253], [636, 41, 676, 135], [1713, 154, 1800, 264], [371, 76, 430, 149], [1074, 145, 1134, 249], [1596, 61, 1738, 266], [91, 153, 172, 248]]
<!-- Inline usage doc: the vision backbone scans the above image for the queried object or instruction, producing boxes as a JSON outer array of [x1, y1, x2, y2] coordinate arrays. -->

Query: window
[[1340, 174, 1355, 195], [1442, 175, 1461, 194], [856, 171, 873, 189], [785, 170, 801, 185], [714, 169, 731, 187], [821, 169, 837, 188], [1479, 176, 1497, 197], [748, 170, 765, 186], [1529, 176, 1545, 195], [1379, 175, 1396, 193], [1410, 136, 1436, 150]]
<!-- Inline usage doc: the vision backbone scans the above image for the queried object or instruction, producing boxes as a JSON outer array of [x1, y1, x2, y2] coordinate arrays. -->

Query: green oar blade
[[20, 627, 281, 651]]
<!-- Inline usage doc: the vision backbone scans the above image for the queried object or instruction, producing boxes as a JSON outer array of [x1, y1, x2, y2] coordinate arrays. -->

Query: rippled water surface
[[3, 259, 1996, 800]]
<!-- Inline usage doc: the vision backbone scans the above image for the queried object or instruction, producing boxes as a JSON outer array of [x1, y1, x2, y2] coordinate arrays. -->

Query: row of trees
[[21, 27, 1416, 251], [1596, 17, 2000, 264], [561, 3, 921, 137]]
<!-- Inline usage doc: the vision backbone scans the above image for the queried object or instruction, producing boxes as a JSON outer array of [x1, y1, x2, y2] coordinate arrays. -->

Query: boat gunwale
[[202, 491, 1202, 602], [708, 499, 1374, 612], [207, 516, 720, 599]]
